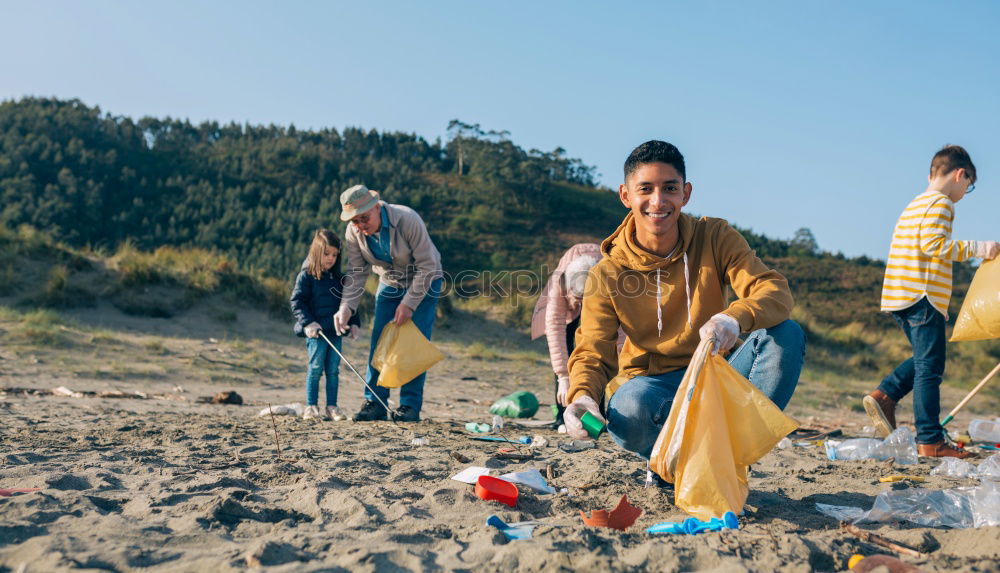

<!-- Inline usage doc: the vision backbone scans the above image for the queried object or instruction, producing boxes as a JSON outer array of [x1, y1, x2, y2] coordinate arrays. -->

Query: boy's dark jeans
[[877, 297, 947, 444]]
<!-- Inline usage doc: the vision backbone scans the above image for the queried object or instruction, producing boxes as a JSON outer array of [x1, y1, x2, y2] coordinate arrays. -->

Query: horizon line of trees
[[1, 96, 892, 279]]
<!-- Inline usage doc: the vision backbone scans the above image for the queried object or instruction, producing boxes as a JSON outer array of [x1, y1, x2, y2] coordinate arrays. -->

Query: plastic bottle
[[825, 427, 917, 464], [825, 438, 881, 461], [875, 426, 919, 465], [492, 415, 504, 433], [969, 419, 1000, 443]]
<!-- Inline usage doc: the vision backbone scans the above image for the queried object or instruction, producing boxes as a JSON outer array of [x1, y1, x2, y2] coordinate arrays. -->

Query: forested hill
[[0, 97, 619, 275], [2, 97, 846, 278]]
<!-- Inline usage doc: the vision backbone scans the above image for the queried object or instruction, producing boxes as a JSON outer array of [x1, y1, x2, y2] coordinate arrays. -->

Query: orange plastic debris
[[0, 488, 41, 497], [580, 494, 642, 531]]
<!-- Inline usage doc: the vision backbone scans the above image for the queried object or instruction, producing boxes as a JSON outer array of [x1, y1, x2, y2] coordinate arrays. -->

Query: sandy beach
[[2, 303, 1000, 572]]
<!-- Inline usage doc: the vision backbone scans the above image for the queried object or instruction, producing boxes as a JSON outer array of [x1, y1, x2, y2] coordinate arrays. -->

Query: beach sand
[[2, 304, 1000, 572]]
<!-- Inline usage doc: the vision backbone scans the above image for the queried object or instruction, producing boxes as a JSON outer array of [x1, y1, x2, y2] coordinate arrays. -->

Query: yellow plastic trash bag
[[952, 259, 1000, 341], [649, 339, 799, 520], [371, 321, 445, 388]]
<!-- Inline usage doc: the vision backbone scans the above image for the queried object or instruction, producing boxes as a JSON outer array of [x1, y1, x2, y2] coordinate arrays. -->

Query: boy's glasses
[[966, 172, 975, 194]]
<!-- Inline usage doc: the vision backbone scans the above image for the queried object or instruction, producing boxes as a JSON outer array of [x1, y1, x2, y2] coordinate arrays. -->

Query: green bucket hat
[[340, 184, 381, 221]]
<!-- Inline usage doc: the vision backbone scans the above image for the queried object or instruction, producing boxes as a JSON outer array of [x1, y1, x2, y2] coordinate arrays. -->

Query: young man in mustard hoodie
[[563, 140, 805, 458]]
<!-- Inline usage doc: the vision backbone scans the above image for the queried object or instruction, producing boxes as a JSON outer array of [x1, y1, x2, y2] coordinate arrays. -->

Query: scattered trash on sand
[[817, 480, 1000, 528], [257, 403, 304, 417], [0, 487, 42, 497], [486, 515, 536, 541], [450, 467, 490, 484], [580, 495, 642, 531], [647, 511, 739, 535], [476, 475, 518, 507], [558, 440, 596, 453], [489, 391, 539, 418], [848, 554, 925, 572], [930, 453, 1000, 480], [825, 427, 918, 464], [207, 390, 243, 405], [52, 386, 84, 398], [499, 469, 555, 494]]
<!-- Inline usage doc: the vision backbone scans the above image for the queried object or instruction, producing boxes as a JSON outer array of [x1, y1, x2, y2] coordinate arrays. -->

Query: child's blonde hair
[[306, 229, 342, 279]]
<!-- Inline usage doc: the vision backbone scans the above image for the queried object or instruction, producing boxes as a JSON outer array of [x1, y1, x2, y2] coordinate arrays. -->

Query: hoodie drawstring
[[655, 252, 693, 337], [656, 269, 663, 336]]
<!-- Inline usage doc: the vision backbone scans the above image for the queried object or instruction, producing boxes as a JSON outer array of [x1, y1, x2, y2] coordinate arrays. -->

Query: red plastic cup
[[475, 475, 518, 508]]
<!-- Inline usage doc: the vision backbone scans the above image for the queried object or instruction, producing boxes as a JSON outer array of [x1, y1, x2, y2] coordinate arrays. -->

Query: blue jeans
[[877, 297, 947, 444], [607, 319, 806, 458], [363, 278, 443, 413], [306, 335, 341, 406]]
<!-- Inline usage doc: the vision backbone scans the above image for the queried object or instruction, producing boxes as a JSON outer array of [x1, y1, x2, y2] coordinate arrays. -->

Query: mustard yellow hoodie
[[567, 212, 793, 404]]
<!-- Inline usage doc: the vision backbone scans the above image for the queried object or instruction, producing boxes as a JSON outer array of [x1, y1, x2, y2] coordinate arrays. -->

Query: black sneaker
[[392, 405, 420, 422], [353, 400, 387, 422]]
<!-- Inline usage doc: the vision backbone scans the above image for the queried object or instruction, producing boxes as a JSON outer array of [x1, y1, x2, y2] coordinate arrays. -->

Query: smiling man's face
[[619, 162, 692, 253]]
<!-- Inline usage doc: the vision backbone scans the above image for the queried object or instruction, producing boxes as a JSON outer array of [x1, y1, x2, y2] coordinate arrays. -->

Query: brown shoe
[[917, 441, 973, 459], [862, 389, 897, 438]]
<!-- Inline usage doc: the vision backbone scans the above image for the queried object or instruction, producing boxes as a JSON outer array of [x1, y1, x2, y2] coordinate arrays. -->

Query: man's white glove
[[333, 307, 353, 336], [304, 322, 322, 338], [556, 375, 570, 407], [698, 313, 740, 355], [975, 241, 1000, 260], [564, 395, 606, 440]]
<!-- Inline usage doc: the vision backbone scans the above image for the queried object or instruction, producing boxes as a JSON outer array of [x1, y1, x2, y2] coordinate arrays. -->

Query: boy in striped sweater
[[864, 145, 1000, 458]]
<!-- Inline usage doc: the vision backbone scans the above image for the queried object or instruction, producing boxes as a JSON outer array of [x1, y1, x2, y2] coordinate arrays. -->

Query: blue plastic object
[[647, 511, 739, 535], [486, 515, 535, 540], [470, 436, 532, 444], [645, 521, 688, 534]]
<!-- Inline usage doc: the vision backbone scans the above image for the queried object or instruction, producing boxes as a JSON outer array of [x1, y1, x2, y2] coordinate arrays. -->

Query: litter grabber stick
[[941, 360, 1000, 426], [317, 330, 397, 419]]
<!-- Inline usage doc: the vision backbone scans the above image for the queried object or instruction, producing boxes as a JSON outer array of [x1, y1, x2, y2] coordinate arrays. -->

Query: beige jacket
[[340, 202, 443, 312], [567, 213, 793, 404]]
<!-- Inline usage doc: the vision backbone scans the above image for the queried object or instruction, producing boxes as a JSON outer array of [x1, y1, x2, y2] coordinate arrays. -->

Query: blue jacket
[[289, 268, 360, 337]]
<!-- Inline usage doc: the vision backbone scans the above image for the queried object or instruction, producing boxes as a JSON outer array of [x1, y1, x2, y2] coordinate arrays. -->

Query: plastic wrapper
[[489, 391, 539, 419], [499, 469, 555, 494], [815, 503, 866, 522], [825, 427, 917, 464], [257, 403, 304, 417], [951, 259, 1000, 341], [931, 457, 978, 479], [372, 321, 444, 388], [978, 453, 1000, 480], [648, 339, 799, 520], [863, 481, 1000, 528]]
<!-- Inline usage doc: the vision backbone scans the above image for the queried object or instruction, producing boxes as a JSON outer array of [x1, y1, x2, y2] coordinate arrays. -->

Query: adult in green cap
[[334, 184, 444, 422]]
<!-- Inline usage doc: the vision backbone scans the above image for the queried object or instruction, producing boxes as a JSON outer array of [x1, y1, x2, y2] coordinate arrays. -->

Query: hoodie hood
[[601, 212, 698, 336], [601, 212, 695, 272]]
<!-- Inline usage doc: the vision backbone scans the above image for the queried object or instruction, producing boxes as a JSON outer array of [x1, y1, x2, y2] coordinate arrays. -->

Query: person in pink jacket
[[531, 243, 603, 426]]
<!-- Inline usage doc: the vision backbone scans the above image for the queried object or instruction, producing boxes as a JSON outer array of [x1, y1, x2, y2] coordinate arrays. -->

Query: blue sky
[[2, 0, 999, 258]]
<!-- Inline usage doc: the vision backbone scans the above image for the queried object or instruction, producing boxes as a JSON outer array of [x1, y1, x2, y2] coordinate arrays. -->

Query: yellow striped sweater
[[881, 189, 978, 317]]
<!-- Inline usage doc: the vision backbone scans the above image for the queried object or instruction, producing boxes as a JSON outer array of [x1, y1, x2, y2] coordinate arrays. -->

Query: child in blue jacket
[[290, 229, 359, 420]]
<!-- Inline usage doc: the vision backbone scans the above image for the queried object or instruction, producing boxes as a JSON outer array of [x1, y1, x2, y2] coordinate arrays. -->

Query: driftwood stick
[[266, 403, 283, 462], [841, 522, 927, 559]]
